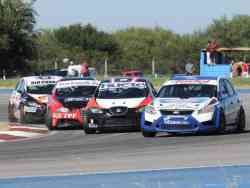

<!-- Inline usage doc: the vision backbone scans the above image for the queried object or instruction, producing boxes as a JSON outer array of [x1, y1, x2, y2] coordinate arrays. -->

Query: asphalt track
[[1, 93, 250, 179]]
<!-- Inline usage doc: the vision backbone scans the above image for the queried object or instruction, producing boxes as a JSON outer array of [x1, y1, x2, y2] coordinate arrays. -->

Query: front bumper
[[141, 111, 220, 133], [85, 109, 141, 130], [51, 110, 84, 128], [23, 104, 46, 119]]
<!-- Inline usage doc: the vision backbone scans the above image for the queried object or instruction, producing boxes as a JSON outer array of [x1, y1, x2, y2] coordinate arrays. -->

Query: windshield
[[97, 82, 149, 99], [27, 85, 55, 94], [158, 84, 217, 98], [56, 86, 97, 98]]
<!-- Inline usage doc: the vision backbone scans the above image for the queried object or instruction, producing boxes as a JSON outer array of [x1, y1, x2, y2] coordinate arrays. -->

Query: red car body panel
[[48, 94, 84, 128]]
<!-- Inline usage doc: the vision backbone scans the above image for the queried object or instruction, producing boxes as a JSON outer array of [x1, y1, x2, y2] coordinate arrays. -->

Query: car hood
[[28, 94, 50, 104], [96, 98, 145, 109], [154, 97, 212, 111]]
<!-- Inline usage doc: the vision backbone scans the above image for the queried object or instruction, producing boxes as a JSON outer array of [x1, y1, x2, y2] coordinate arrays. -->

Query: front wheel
[[8, 103, 17, 122], [218, 111, 226, 133], [45, 109, 54, 130], [142, 130, 156, 137], [84, 128, 96, 134], [20, 105, 29, 123], [236, 107, 246, 132]]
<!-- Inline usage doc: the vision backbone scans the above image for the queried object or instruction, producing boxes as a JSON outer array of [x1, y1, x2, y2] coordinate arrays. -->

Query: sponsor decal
[[100, 82, 146, 90], [53, 113, 77, 119], [56, 80, 99, 88], [168, 80, 217, 85], [64, 97, 88, 102], [28, 80, 57, 86]]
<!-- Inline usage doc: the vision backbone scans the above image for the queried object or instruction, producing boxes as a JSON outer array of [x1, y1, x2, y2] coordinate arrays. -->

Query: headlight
[[26, 102, 40, 107], [90, 108, 104, 114], [198, 98, 218, 114], [145, 105, 158, 115], [198, 105, 214, 114], [56, 107, 70, 113]]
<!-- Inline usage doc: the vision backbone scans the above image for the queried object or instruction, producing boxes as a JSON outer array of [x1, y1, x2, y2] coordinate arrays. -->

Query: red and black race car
[[83, 77, 157, 134], [46, 77, 99, 130]]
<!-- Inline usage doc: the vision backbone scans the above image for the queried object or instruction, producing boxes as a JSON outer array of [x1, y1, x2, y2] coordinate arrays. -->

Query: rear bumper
[[141, 111, 220, 134]]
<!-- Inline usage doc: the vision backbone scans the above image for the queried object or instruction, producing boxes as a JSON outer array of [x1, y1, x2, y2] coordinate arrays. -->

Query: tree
[[0, 0, 37, 75]]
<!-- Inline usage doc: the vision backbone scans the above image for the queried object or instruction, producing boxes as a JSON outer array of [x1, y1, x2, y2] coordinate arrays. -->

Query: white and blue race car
[[141, 76, 246, 137], [8, 76, 62, 123]]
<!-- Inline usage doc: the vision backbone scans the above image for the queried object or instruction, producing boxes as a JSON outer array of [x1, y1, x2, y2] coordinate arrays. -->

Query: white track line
[[10, 126, 48, 131], [0, 131, 43, 137]]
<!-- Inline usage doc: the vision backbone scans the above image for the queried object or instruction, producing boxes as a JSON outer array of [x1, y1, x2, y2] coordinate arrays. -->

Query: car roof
[[171, 75, 218, 81], [163, 75, 220, 86], [101, 77, 148, 83], [22, 76, 62, 81], [60, 77, 95, 81]]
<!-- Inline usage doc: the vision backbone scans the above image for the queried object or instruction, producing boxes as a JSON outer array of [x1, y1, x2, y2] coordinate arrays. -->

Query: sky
[[34, 0, 250, 34]]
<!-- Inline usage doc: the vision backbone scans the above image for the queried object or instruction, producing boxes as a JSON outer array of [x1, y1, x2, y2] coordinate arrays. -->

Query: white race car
[[84, 77, 157, 133], [8, 76, 62, 123], [141, 75, 246, 137]]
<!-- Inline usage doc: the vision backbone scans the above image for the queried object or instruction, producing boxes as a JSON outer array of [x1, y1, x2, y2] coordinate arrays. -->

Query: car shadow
[[157, 130, 250, 138]]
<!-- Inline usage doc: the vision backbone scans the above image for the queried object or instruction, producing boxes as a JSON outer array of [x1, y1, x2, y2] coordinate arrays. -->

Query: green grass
[[0, 76, 250, 89], [0, 79, 18, 88], [231, 78, 250, 88]]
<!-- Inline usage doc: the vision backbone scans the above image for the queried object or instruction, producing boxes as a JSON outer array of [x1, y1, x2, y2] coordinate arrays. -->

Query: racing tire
[[236, 107, 246, 132], [84, 128, 96, 134], [142, 130, 156, 138], [20, 105, 31, 124], [8, 103, 17, 122], [218, 111, 226, 133], [45, 109, 54, 131]]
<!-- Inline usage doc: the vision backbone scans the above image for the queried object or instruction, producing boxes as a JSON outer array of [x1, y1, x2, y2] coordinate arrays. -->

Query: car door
[[224, 79, 241, 123], [219, 79, 232, 124]]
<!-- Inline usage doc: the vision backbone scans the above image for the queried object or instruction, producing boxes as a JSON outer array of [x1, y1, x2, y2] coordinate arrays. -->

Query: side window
[[219, 80, 229, 98], [224, 80, 235, 96], [17, 80, 25, 93], [15, 81, 20, 90]]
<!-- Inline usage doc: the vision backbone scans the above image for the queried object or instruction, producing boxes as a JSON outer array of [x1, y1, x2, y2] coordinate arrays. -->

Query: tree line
[[2, 0, 250, 77]]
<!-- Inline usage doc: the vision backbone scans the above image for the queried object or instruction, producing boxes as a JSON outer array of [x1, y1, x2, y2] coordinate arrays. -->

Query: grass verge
[[0, 76, 250, 89], [0, 79, 18, 88], [0, 123, 9, 131]]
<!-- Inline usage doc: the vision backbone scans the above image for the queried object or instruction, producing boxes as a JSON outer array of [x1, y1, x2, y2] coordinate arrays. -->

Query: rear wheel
[[142, 130, 156, 137], [20, 105, 29, 123], [83, 112, 96, 134], [236, 107, 246, 132]]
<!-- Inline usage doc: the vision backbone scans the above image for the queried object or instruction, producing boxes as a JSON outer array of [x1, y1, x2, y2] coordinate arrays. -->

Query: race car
[[46, 78, 99, 130], [141, 75, 246, 137], [8, 76, 62, 123], [83, 77, 157, 134]]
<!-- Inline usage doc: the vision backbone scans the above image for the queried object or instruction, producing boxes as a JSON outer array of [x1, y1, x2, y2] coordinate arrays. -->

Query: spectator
[[80, 63, 90, 77]]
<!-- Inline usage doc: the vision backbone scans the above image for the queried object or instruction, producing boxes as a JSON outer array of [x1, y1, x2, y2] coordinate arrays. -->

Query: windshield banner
[[168, 80, 217, 85], [27, 80, 57, 86], [56, 80, 99, 88], [100, 82, 146, 90]]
